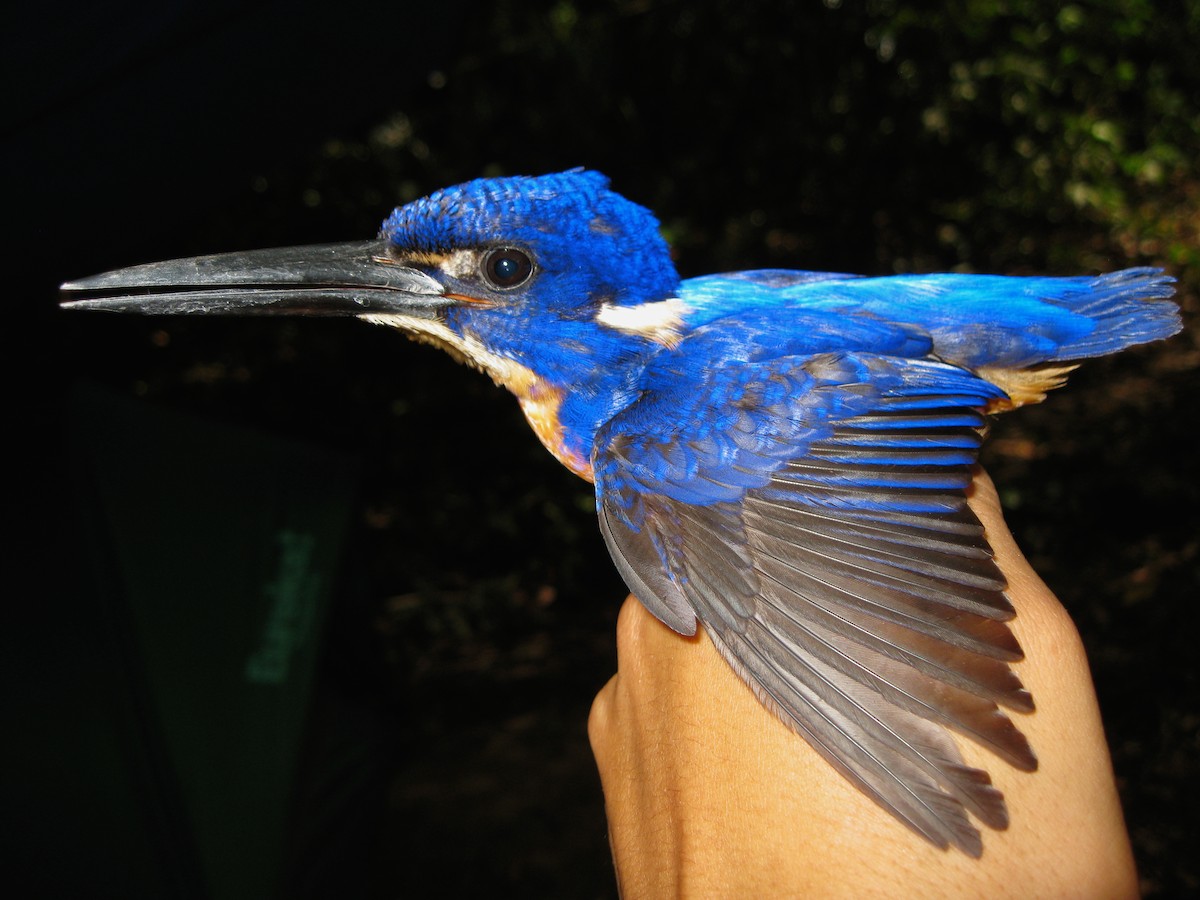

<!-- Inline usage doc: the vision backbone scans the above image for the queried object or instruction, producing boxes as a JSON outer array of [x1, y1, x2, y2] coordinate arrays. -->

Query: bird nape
[[61, 169, 1181, 857]]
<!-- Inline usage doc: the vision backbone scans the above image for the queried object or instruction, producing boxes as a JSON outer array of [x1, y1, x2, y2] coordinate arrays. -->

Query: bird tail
[[906, 266, 1182, 366], [795, 267, 1180, 373], [968, 267, 1180, 411], [1038, 267, 1180, 361]]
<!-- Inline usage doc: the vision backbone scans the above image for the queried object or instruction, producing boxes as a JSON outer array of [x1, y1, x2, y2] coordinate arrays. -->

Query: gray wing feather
[[597, 400, 1037, 856]]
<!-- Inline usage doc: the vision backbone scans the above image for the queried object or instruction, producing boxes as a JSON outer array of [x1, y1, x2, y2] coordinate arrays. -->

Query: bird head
[[368, 170, 683, 387], [61, 170, 684, 476], [383, 169, 678, 311]]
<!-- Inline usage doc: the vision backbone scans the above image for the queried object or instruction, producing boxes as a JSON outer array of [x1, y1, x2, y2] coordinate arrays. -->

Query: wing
[[593, 348, 1037, 857]]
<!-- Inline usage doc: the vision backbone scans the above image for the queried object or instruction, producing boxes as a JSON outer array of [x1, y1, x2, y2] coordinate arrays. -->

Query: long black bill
[[60, 240, 448, 318]]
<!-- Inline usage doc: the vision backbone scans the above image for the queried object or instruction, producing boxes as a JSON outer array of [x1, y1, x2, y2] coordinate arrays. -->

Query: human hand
[[588, 468, 1137, 898]]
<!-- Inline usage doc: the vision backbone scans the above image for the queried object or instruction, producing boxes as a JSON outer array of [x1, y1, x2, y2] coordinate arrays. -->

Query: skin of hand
[[588, 468, 1138, 899]]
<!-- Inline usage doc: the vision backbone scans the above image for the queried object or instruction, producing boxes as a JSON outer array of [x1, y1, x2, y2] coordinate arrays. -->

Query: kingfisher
[[62, 169, 1180, 856]]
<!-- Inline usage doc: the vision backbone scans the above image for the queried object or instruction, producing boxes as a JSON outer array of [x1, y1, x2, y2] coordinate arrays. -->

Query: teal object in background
[[60, 383, 359, 898]]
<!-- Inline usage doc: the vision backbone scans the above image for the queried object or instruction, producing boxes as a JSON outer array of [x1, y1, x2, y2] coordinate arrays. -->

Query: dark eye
[[482, 247, 534, 289]]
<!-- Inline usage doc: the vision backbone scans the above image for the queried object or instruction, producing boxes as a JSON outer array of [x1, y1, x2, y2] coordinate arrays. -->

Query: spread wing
[[593, 349, 1037, 857]]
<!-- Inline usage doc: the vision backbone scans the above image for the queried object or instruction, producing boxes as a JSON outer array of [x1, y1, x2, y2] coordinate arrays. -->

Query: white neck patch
[[595, 297, 689, 347]]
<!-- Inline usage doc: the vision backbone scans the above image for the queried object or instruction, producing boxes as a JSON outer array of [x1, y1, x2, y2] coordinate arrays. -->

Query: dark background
[[9, 1, 1198, 897]]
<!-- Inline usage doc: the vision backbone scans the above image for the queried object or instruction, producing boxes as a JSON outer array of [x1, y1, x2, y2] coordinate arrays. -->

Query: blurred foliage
[[101, 2, 1197, 895], [246, 0, 1200, 286], [879, 0, 1200, 273]]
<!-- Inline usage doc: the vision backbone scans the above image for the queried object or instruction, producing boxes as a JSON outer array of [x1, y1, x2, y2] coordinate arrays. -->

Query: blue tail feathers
[[742, 266, 1182, 370], [917, 267, 1180, 368], [1038, 267, 1180, 361]]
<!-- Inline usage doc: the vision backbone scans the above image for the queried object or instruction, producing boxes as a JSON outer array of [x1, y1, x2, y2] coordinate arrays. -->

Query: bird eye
[[482, 247, 534, 290]]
